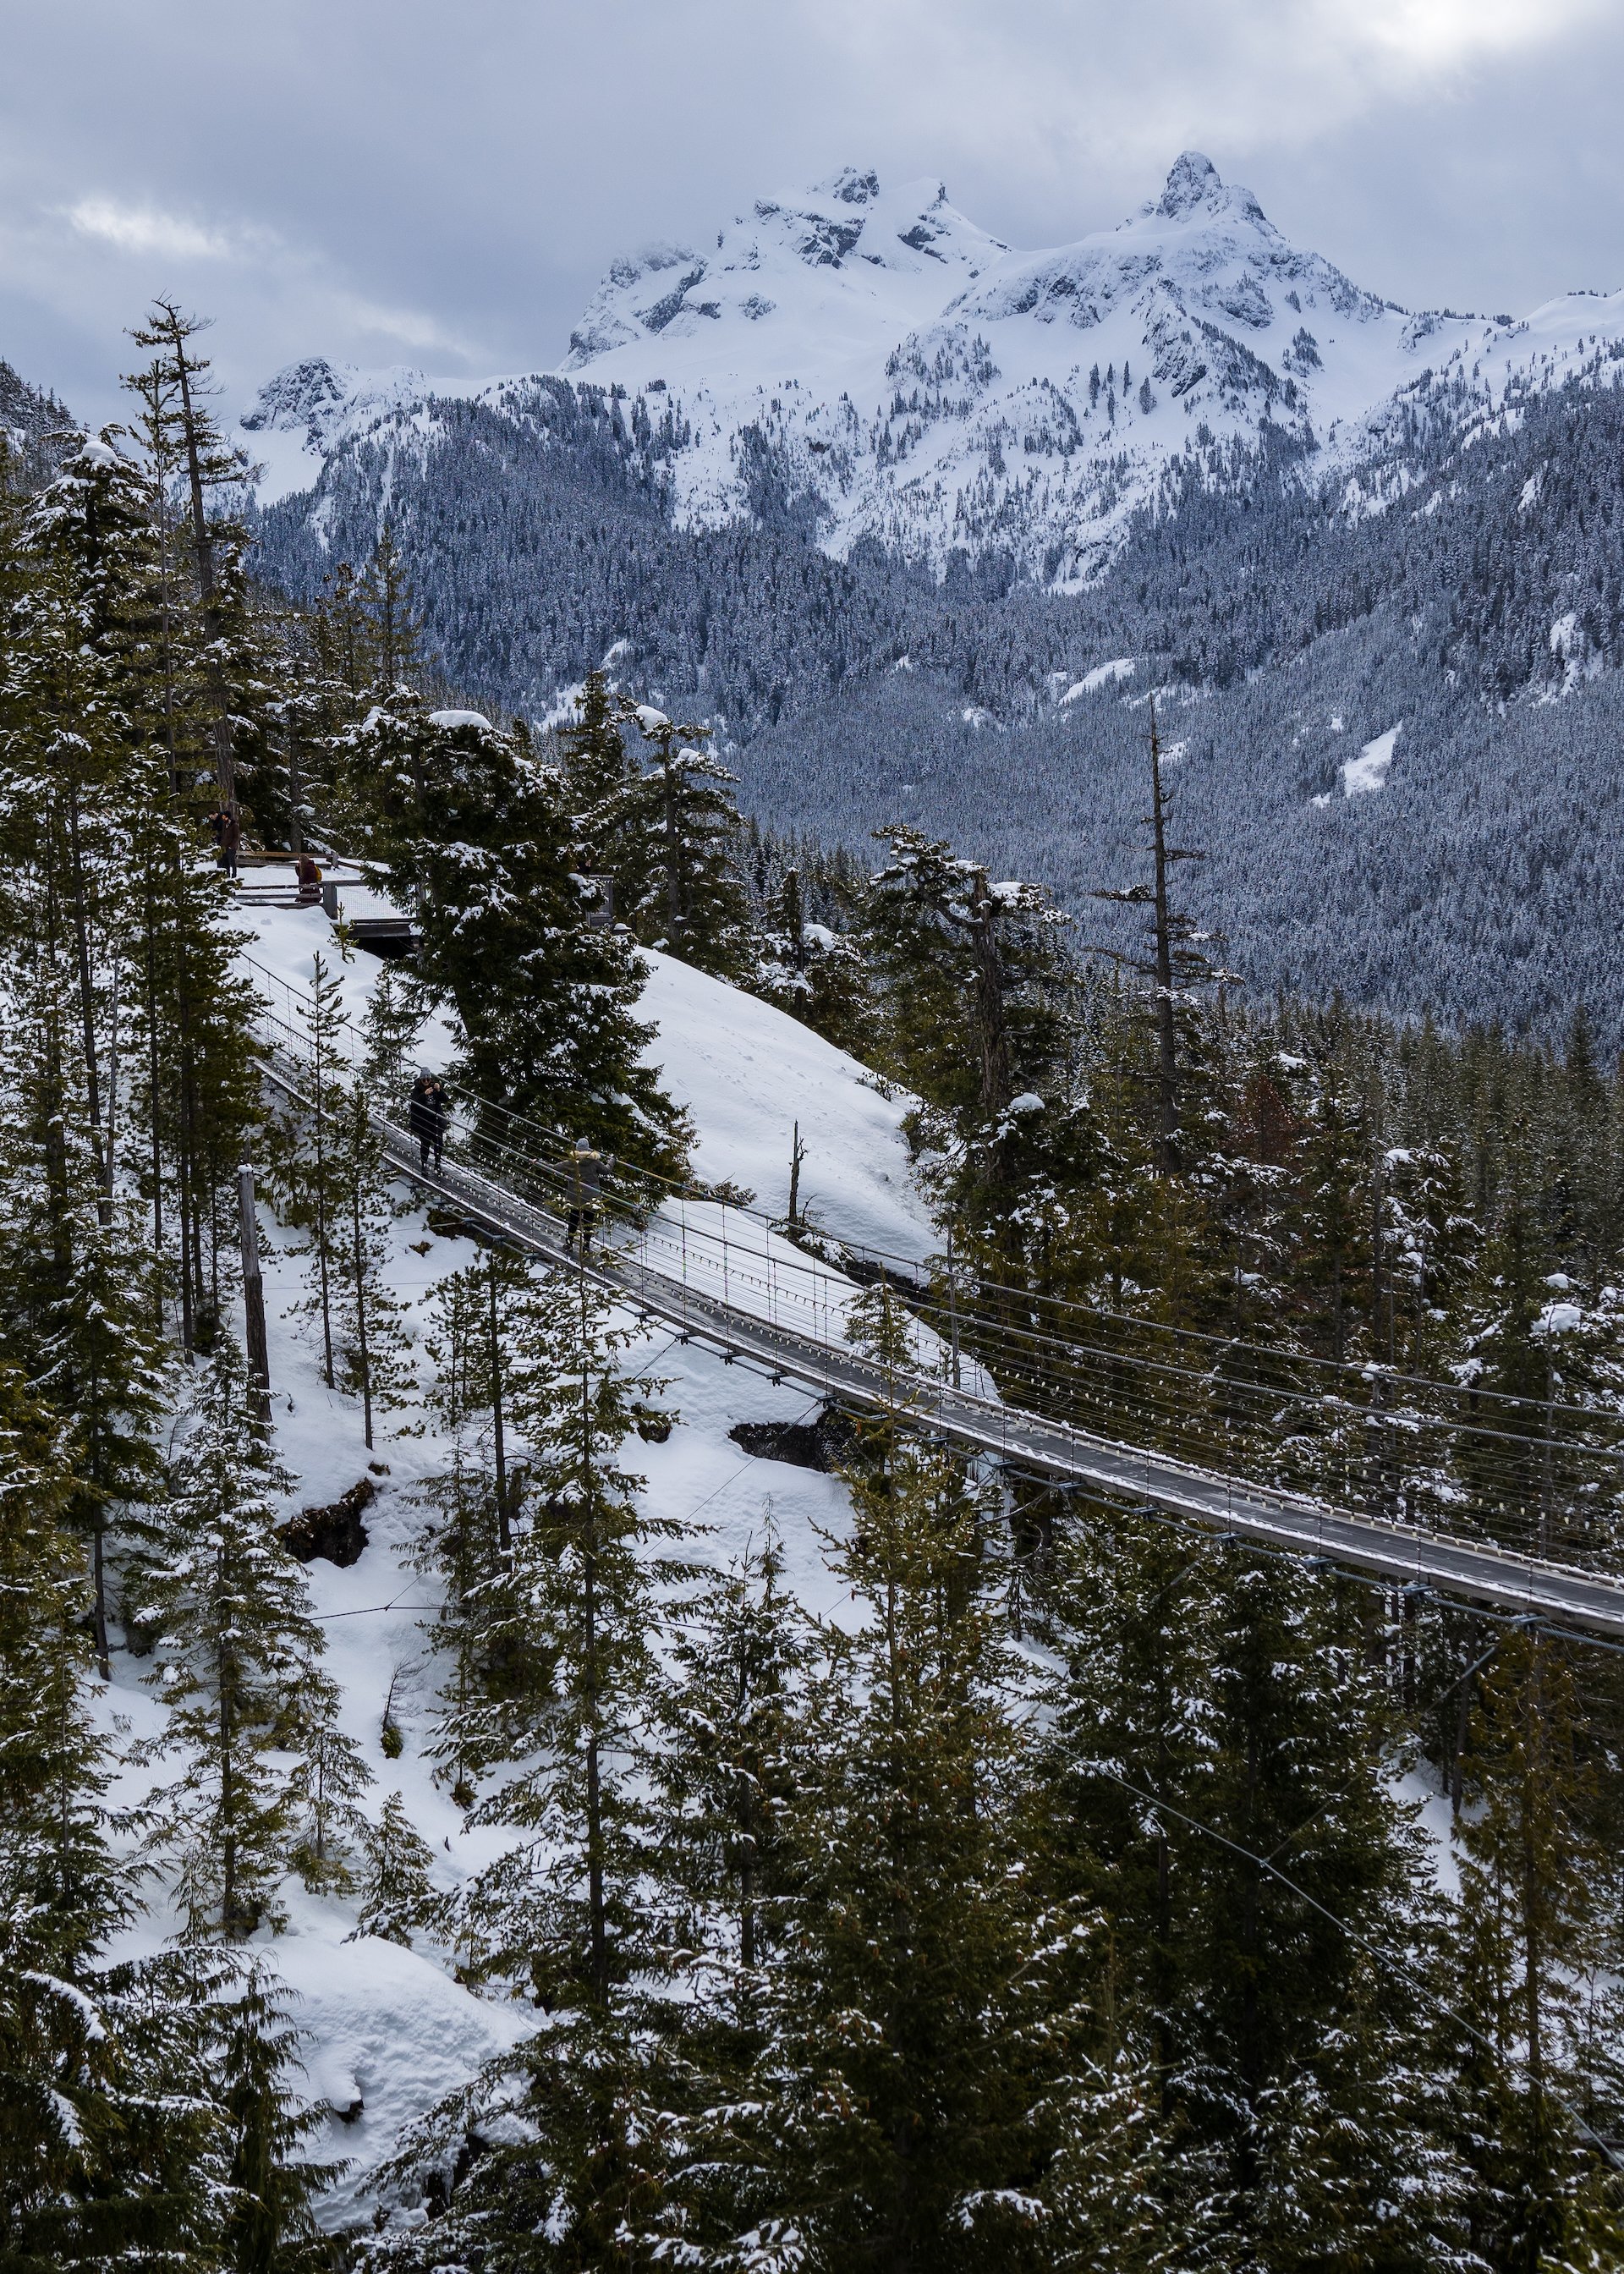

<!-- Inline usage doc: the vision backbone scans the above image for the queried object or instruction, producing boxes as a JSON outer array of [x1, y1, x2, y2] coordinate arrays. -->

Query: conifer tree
[[345, 700, 689, 1175], [617, 699, 754, 976], [359, 522, 425, 695], [750, 860, 871, 1052], [0, 1364, 135, 2253], [1092, 703, 1231, 1175], [558, 666, 635, 872], [131, 1348, 370, 1938], [331, 1079, 415, 1451], [351, 1792, 438, 1947], [452, 1269, 680, 2002], [274, 947, 349, 1388], [1042, 1522, 1476, 2270], [1455, 1631, 1624, 2267], [653, 1516, 809, 1988], [385, 1273, 686, 2266], [414, 1250, 531, 1799], [669, 1431, 1160, 2271], [124, 302, 260, 814]]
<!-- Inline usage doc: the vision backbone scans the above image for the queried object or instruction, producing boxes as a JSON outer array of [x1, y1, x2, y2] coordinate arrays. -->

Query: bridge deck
[[258, 1050, 1624, 1642]]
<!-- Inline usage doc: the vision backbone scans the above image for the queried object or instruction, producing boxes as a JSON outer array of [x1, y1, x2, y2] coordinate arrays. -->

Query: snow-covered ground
[[633, 946, 931, 1266], [100, 887, 938, 2222]]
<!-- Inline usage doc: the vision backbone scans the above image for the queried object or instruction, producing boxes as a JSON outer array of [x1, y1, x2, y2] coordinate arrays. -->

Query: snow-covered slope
[[242, 151, 1624, 578], [634, 946, 930, 1266], [126, 898, 942, 2223]]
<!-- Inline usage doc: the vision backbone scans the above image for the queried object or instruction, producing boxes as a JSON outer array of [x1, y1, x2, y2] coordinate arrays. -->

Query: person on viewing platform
[[409, 1071, 447, 1172], [295, 850, 323, 905]]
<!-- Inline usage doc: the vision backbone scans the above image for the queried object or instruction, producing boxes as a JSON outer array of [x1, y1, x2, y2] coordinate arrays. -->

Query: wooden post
[[787, 1121, 805, 1232], [238, 1162, 272, 1422]]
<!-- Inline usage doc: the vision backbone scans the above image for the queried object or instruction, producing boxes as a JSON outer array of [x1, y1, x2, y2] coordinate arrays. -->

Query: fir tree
[[351, 1792, 437, 1947], [617, 699, 754, 976], [678, 1434, 1159, 2271], [131, 1348, 370, 1938], [1455, 1631, 1624, 2268], [345, 700, 689, 1177], [557, 666, 635, 873]]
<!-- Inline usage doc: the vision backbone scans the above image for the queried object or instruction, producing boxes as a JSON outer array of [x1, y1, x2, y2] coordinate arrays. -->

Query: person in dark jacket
[[295, 850, 323, 905], [564, 1135, 613, 1254], [408, 1071, 447, 1171], [217, 805, 241, 881]]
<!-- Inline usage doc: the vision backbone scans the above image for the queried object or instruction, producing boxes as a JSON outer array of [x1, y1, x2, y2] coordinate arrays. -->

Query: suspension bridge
[[244, 953, 1624, 1643]]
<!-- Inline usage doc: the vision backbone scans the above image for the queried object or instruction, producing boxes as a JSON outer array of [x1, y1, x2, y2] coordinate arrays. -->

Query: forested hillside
[[7, 304, 1624, 2271], [251, 343, 1624, 1048]]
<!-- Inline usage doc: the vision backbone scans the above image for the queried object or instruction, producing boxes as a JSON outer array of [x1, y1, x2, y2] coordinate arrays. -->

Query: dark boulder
[[728, 1407, 857, 1473], [281, 1477, 376, 1568]]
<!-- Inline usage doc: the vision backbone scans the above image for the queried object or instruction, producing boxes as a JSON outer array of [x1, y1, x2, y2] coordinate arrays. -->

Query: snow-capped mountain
[[562, 163, 1007, 369], [242, 151, 1624, 579]]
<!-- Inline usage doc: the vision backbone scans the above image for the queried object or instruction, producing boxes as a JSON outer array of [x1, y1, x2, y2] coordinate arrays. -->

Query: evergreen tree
[[413, 1249, 533, 1801], [617, 699, 754, 976], [351, 1793, 438, 1947], [1042, 1522, 1476, 2271], [124, 302, 263, 817], [345, 699, 689, 1176], [381, 1272, 687, 2267], [668, 1434, 1162, 2271], [557, 667, 635, 875], [359, 522, 425, 695], [452, 1268, 681, 2002], [131, 1348, 370, 1938], [1455, 1631, 1624, 2268], [330, 1079, 415, 1452]]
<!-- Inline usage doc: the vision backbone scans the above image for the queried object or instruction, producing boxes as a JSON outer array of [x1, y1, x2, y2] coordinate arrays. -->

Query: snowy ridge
[[244, 151, 1624, 579]]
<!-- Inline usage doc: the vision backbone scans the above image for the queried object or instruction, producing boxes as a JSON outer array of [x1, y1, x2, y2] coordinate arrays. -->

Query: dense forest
[[254, 353, 1624, 1047], [5, 309, 1624, 2271]]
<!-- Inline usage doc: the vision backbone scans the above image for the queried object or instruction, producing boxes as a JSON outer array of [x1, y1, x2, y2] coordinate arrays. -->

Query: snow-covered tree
[[132, 1348, 370, 1938], [351, 1792, 438, 1947], [617, 700, 754, 977]]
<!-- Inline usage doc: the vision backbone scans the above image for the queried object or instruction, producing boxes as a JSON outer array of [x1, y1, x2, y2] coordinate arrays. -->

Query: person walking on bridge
[[565, 1135, 612, 1255], [409, 1070, 447, 1173]]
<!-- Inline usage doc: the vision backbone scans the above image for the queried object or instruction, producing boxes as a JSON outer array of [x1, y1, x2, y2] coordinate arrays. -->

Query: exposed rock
[[282, 1478, 376, 1568], [728, 1407, 857, 1473]]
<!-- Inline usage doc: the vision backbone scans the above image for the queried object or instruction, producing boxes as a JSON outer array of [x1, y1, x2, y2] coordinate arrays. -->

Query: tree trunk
[[64, 787, 112, 1225], [173, 343, 236, 809], [1148, 708, 1180, 1174], [489, 1257, 511, 1557], [351, 1177, 372, 1449]]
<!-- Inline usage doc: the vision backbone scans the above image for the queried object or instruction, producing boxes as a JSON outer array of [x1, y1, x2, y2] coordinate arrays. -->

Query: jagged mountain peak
[[815, 163, 881, 206], [562, 168, 1007, 371], [242, 356, 356, 441], [1151, 149, 1259, 225], [248, 150, 1624, 590]]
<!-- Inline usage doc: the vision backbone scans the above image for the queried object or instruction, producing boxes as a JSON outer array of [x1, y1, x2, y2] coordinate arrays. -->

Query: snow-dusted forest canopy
[[8, 268, 1624, 2271]]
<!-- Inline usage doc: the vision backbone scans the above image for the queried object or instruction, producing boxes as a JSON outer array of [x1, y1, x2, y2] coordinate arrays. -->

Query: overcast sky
[[5, 0, 1624, 424]]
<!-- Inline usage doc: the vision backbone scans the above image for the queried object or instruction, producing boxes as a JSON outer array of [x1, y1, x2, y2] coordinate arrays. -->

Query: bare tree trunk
[[1148, 706, 1180, 1174], [489, 1255, 511, 1557], [351, 1176, 373, 1450], [579, 1265, 608, 2002], [64, 788, 112, 1224]]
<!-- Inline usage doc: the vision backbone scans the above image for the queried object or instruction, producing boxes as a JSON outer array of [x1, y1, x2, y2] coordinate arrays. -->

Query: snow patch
[[1061, 658, 1135, 702], [1341, 724, 1401, 797]]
